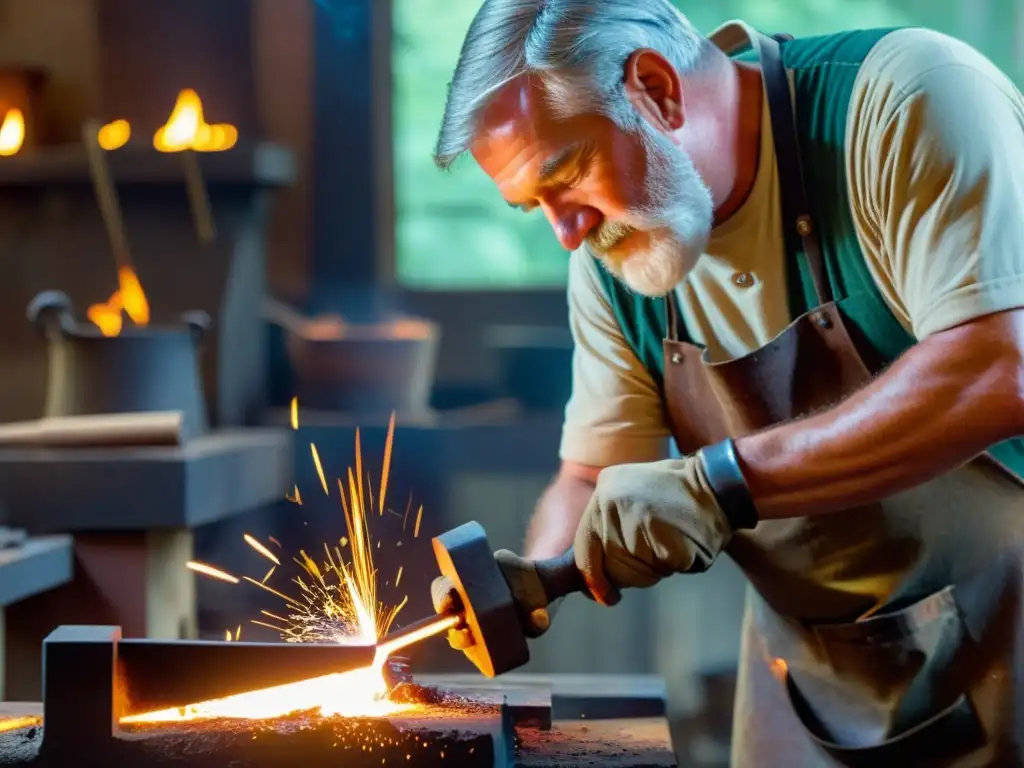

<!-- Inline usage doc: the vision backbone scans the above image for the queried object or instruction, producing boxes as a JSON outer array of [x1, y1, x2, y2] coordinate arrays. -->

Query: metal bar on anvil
[[117, 636, 376, 714], [40, 625, 376, 732]]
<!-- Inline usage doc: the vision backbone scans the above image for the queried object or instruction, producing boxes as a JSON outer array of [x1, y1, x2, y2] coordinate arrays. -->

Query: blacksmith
[[431, 2, 1024, 764]]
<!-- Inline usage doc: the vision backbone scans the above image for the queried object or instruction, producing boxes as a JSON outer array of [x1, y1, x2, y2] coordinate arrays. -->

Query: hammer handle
[[534, 548, 588, 604]]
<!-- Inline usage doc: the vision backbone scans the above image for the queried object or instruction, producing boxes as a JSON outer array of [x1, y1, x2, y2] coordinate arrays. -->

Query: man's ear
[[623, 49, 685, 134]]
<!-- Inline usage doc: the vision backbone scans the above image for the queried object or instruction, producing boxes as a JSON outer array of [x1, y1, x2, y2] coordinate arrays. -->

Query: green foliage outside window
[[393, 0, 1017, 289]]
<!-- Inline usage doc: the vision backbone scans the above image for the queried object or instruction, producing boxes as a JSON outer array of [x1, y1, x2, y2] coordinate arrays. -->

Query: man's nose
[[543, 204, 601, 252]]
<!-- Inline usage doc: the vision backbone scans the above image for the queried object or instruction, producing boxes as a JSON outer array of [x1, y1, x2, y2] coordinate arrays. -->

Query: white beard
[[588, 120, 714, 298]]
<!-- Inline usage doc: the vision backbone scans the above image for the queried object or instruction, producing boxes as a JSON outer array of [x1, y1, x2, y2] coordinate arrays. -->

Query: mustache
[[587, 220, 637, 253]]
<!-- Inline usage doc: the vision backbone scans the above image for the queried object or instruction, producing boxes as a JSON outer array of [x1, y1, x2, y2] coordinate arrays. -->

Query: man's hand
[[574, 454, 733, 605], [429, 550, 560, 652]]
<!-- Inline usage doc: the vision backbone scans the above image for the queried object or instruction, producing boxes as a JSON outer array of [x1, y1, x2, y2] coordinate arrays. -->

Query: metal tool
[[378, 521, 588, 678], [40, 625, 378, 727]]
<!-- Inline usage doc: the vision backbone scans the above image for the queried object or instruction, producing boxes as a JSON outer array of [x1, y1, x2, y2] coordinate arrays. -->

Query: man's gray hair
[[434, 0, 710, 169]]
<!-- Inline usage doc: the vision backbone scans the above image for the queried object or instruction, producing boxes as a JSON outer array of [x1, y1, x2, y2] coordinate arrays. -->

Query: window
[[392, 1, 567, 289], [392, 0, 1011, 289]]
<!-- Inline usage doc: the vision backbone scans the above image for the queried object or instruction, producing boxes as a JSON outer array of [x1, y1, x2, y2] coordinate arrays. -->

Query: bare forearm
[[524, 464, 598, 559], [737, 310, 1024, 519]]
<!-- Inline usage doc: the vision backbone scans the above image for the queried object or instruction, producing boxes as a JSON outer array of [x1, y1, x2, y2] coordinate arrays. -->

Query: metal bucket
[[286, 329, 440, 417], [27, 290, 211, 441]]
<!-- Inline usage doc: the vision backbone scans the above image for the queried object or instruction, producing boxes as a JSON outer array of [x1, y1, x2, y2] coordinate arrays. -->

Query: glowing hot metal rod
[[377, 521, 588, 677]]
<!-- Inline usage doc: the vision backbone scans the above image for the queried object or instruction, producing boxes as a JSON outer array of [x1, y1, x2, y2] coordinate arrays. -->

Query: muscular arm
[[738, 308, 1024, 519], [524, 461, 600, 559]]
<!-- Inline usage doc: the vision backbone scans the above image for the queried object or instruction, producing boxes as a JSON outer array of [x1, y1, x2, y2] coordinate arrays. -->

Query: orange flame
[[86, 266, 150, 337], [0, 108, 24, 157], [0, 716, 40, 734], [97, 119, 130, 151], [154, 89, 238, 153]]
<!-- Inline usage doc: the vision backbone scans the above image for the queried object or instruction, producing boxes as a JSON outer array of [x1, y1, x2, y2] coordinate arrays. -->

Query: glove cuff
[[699, 438, 759, 530]]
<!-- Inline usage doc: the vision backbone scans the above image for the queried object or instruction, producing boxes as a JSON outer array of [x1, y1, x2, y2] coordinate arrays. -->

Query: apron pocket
[[785, 677, 984, 768], [779, 586, 985, 761]]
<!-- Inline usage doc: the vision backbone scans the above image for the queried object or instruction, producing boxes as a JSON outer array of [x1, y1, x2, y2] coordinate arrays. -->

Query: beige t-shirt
[[560, 22, 1024, 468]]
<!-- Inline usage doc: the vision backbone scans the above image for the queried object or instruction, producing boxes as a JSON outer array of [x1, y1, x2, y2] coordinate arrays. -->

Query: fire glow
[[154, 89, 238, 153], [0, 108, 24, 156], [124, 406, 445, 725], [86, 265, 151, 337]]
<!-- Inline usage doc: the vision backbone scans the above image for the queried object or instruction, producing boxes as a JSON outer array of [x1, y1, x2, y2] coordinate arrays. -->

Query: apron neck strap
[[665, 290, 681, 342], [664, 31, 832, 344], [753, 33, 833, 307]]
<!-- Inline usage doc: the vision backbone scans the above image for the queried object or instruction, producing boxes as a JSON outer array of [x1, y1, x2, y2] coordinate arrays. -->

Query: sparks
[[413, 505, 423, 538], [379, 411, 395, 515], [244, 533, 282, 566], [402, 494, 412, 531], [187, 561, 239, 584], [311, 443, 329, 495], [290, 396, 299, 430], [167, 410, 430, 724]]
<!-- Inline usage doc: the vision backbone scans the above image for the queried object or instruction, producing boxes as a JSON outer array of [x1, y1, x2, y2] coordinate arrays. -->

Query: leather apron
[[661, 33, 1024, 768]]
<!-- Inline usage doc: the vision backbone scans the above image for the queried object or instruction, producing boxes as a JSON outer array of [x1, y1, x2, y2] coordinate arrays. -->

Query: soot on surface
[[1, 691, 507, 768]]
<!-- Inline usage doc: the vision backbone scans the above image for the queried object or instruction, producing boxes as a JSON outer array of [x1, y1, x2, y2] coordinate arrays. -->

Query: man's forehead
[[476, 75, 555, 143], [471, 74, 595, 165]]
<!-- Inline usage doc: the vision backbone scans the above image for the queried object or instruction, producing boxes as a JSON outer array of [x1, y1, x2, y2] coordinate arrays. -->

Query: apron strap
[[665, 290, 682, 342], [752, 33, 833, 306], [664, 30, 831, 343]]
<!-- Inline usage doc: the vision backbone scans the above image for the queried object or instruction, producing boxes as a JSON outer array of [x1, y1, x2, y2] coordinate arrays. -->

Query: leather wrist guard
[[699, 438, 759, 531]]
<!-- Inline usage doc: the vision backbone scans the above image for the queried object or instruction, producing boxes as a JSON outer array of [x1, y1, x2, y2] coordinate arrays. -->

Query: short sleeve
[[848, 28, 1024, 339], [559, 250, 671, 466]]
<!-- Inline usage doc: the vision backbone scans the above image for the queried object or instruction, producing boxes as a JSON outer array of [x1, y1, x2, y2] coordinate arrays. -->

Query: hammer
[[381, 521, 589, 678]]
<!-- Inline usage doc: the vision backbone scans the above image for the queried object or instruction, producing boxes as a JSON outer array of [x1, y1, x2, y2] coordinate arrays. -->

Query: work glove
[[574, 454, 734, 606], [430, 549, 558, 651]]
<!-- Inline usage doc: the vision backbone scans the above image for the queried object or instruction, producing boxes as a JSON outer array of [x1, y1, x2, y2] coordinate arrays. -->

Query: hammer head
[[432, 521, 529, 677]]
